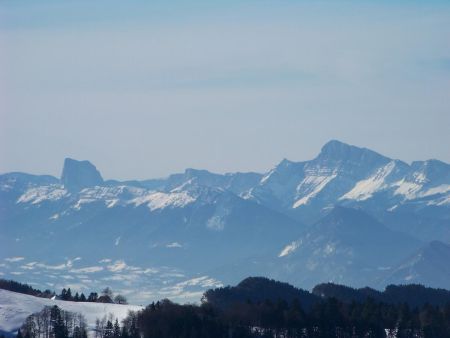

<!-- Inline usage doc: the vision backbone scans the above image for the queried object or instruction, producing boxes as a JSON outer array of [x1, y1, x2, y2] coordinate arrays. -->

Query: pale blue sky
[[1, 0, 450, 180]]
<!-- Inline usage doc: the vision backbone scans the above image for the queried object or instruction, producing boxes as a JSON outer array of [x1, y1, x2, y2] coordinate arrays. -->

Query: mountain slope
[[272, 207, 422, 288], [247, 141, 450, 227], [0, 161, 305, 284], [381, 241, 450, 288], [1, 140, 449, 301]]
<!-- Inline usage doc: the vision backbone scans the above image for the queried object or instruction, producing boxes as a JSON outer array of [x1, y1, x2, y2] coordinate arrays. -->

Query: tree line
[[58, 287, 127, 305], [312, 282, 450, 309], [117, 297, 450, 338], [18, 305, 87, 338], [16, 293, 450, 338], [0, 279, 53, 298], [12, 277, 450, 337], [0, 279, 127, 304]]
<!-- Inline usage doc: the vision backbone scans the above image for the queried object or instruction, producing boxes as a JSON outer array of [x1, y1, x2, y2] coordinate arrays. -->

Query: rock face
[[60, 158, 103, 191]]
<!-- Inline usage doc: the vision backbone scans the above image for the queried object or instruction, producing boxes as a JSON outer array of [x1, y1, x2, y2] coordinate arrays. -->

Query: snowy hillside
[[0, 289, 142, 334]]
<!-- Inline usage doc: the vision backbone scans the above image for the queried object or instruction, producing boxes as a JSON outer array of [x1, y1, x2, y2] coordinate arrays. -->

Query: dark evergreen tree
[[113, 319, 121, 338], [51, 306, 68, 338], [88, 292, 98, 302], [120, 326, 129, 338], [104, 320, 114, 338]]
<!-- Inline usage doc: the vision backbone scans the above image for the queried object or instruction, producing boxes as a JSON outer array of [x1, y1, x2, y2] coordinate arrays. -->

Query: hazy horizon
[[2, 0, 450, 180], [1, 138, 449, 181]]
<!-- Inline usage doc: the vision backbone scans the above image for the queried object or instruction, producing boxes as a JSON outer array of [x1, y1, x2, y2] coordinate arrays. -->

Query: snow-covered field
[[0, 289, 142, 334]]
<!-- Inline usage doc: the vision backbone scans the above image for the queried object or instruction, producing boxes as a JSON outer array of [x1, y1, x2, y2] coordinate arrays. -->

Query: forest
[[15, 277, 450, 338]]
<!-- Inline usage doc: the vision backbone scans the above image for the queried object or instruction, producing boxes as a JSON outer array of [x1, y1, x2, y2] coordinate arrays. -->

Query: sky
[[1, 0, 450, 180]]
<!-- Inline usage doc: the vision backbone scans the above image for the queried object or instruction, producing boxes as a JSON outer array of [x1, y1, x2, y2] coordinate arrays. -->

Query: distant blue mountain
[[1, 140, 449, 300]]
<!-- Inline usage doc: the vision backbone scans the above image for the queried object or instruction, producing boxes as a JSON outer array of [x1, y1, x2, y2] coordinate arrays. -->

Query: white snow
[[387, 205, 398, 212], [437, 196, 450, 206], [260, 169, 275, 184], [404, 274, 415, 281], [293, 172, 337, 208], [427, 194, 450, 206], [73, 198, 96, 210], [68, 187, 197, 211], [15, 184, 200, 213], [340, 161, 396, 201], [131, 191, 196, 211], [166, 242, 182, 248], [4, 257, 25, 263], [422, 184, 450, 197], [17, 186, 68, 204], [80, 186, 144, 200], [393, 179, 423, 200], [412, 172, 428, 184], [107, 199, 119, 208], [279, 241, 301, 257], [0, 289, 142, 334], [170, 179, 195, 192], [72, 186, 145, 209]]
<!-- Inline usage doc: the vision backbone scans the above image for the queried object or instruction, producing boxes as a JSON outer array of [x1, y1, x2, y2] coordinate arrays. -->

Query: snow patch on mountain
[[340, 161, 396, 201], [293, 172, 337, 208], [393, 181, 450, 201], [427, 195, 450, 206], [393, 179, 423, 199], [166, 242, 182, 248], [107, 199, 119, 208], [5, 257, 25, 263], [422, 184, 450, 197], [17, 186, 69, 204], [73, 198, 95, 210], [279, 240, 301, 257], [260, 169, 276, 184], [131, 191, 196, 211], [75, 186, 145, 208]]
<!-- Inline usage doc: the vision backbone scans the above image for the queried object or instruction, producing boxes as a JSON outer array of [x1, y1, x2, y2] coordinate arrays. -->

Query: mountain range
[[1, 140, 449, 303]]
